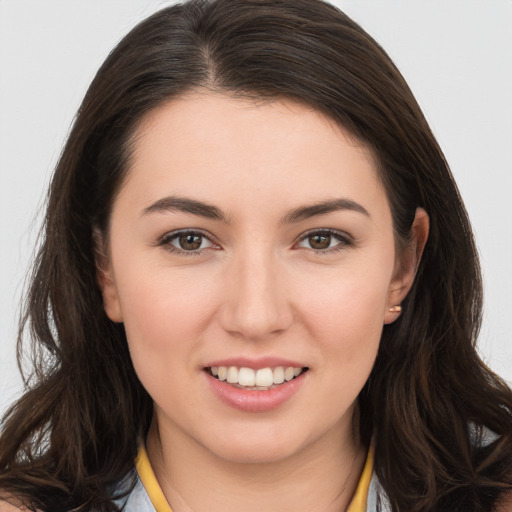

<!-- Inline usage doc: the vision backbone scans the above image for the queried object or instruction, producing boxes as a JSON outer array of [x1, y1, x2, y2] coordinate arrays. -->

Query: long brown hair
[[1, 1, 511, 510]]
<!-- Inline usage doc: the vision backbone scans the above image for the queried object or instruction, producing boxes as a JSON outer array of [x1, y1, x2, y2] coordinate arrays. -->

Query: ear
[[93, 229, 123, 323], [384, 208, 429, 324]]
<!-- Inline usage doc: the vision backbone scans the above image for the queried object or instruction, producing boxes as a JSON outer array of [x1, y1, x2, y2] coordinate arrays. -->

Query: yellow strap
[[347, 444, 373, 512], [135, 443, 373, 512], [135, 445, 173, 512]]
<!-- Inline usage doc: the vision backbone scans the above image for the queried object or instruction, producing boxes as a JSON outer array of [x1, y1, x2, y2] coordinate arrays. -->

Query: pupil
[[179, 234, 202, 250], [310, 234, 330, 249]]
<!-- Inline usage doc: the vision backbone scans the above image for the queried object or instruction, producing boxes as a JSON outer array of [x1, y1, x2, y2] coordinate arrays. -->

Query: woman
[[1, 0, 511, 510]]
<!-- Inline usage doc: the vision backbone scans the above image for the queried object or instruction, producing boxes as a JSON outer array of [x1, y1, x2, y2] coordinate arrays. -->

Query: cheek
[[295, 258, 392, 377], [113, 264, 220, 374], [298, 262, 391, 336]]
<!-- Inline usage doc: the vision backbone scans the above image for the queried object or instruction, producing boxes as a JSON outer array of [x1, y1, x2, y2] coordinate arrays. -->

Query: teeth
[[227, 366, 238, 384], [256, 368, 273, 387], [238, 367, 255, 386], [210, 365, 305, 388], [284, 367, 295, 381], [273, 366, 285, 384]]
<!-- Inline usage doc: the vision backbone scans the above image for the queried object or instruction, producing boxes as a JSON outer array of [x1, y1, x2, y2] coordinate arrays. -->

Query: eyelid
[[158, 228, 220, 256], [157, 227, 354, 256], [294, 228, 354, 253]]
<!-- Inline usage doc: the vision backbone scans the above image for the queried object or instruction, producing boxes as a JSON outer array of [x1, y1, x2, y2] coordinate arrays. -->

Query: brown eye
[[178, 233, 203, 251], [160, 230, 215, 255], [297, 229, 352, 253], [308, 233, 331, 250]]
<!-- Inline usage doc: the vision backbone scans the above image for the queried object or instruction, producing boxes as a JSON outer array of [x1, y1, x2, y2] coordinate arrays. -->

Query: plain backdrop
[[1, 0, 511, 418]]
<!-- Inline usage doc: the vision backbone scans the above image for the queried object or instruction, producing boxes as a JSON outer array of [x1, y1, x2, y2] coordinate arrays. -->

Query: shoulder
[[0, 497, 41, 512], [0, 500, 29, 511], [496, 491, 512, 512]]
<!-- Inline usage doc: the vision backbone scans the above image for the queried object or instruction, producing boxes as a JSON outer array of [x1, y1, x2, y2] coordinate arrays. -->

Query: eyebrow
[[282, 198, 370, 223], [141, 195, 370, 223], [142, 196, 230, 222]]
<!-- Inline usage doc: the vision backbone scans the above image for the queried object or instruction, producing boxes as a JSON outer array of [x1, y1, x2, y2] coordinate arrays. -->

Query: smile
[[208, 366, 307, 390], [205, 364, 308, 412]]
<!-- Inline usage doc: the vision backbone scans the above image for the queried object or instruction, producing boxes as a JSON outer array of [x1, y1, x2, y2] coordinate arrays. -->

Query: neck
[[146, 413, 367, 512]]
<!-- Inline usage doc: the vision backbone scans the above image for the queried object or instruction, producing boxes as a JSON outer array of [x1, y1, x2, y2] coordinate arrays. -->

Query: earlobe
[[93, 229, 123, 323], [385, 207, 429, 324], [384, 303, 403, 325]]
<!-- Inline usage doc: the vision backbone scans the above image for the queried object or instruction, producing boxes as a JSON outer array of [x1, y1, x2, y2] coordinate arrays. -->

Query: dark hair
[[1, 1, 511, 510]]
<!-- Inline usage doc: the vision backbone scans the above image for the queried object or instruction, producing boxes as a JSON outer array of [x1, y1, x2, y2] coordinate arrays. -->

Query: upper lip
[[204, 357, 306, 370]]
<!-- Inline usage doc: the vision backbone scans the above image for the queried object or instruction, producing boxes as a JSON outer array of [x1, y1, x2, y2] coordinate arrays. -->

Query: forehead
[[133, 91, 367, 160], [120, 91, 388, 220]]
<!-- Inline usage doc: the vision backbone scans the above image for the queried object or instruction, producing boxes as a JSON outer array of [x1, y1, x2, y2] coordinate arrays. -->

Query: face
[[98, 92, 422, 464]]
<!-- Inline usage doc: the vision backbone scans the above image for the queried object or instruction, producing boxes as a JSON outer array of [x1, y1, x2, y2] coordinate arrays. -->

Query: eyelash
[[296, 228, 354, 254], [157, 228, 354, 256], [158, 229, 218, 257]]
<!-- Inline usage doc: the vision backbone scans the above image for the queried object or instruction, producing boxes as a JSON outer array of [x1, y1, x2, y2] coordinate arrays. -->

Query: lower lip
[[205, 371, 307, 413]]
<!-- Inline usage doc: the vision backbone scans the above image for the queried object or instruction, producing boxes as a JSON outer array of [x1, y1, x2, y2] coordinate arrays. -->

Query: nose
[[218, 248, 294, 341]]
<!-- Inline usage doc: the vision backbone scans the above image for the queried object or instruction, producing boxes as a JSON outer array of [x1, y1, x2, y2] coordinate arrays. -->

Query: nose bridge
[[220, 241, 293, 340]]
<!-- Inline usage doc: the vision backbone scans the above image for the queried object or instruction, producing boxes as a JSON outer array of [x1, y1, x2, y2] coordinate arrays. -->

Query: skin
[[97, 91, 429, 512], [0, 504, 23, 512]]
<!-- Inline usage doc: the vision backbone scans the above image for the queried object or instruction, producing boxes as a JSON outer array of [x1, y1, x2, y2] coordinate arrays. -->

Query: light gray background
[[1, 0, 511, 418]]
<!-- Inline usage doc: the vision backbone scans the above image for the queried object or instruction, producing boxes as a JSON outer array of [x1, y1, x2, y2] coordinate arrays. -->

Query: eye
[[159, 229, 217, 255], [296, 229, 353, 253]]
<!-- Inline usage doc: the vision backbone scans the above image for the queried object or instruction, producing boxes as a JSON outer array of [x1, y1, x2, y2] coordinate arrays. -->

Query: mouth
[[205, 365, 309, 391]]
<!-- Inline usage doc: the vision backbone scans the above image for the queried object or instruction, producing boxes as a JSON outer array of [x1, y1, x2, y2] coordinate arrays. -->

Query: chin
[[211, 442, 299, 465], [200, 426, 316, 466]]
